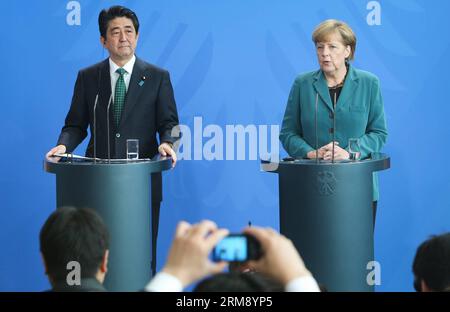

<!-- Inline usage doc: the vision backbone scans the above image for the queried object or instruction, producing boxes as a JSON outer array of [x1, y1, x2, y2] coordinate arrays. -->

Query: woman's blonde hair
[[312, 19, 357, 61]]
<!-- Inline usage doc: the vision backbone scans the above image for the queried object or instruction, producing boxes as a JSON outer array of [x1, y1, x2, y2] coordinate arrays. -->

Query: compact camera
[[212, 233, 262, 263]]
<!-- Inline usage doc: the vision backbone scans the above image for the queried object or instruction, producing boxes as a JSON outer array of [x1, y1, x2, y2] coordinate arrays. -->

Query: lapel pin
[[138, 75, 147, 86]]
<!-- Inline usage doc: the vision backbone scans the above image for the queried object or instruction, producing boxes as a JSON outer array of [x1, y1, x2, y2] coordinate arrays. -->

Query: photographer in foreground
[[144, 220, 320, 292]]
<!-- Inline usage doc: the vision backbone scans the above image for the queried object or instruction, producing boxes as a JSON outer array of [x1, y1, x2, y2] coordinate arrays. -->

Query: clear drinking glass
[[126, 139, 139, 160], [348, 138, 361, 161]]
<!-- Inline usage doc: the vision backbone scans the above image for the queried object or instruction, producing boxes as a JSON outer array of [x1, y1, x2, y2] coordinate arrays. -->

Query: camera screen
[[213, 236, 248, 262]]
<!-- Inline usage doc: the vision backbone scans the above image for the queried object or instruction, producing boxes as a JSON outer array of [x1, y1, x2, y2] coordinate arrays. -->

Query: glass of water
[[126, 139, 139, 160], [348, 138, 361, 161]]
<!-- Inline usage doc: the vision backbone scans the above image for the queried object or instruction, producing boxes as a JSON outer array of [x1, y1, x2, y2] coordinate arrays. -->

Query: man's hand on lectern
[[46, 145, 66, 161], [158, 142, 177, 167]]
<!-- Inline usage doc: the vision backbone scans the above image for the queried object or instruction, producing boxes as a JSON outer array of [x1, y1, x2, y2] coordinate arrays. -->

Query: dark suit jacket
[[57, 56, 179, 202], [49, 278, 106, 292]]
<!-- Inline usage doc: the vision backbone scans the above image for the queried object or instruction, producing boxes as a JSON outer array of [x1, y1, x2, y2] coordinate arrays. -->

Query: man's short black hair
[[98, 5, 140, 38], [40, 207, 109, 282], [413, 232, 450, 291]]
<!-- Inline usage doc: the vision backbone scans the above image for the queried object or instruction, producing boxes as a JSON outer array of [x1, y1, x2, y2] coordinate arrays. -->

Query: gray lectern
[[44, 156, 172, 291], [262, 153, 390, 291]]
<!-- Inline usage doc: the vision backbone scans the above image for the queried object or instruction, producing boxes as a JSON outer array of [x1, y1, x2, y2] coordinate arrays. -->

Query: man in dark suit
[[46, 6, 179, 276], [40, 207, 109, 292]]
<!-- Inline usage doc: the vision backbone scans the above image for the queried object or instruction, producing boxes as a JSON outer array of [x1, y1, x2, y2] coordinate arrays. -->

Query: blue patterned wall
[[1, 0, 449, 291]]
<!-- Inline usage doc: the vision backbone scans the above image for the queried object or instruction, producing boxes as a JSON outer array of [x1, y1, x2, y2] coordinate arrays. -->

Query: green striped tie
[[113, 68, 127, 127]]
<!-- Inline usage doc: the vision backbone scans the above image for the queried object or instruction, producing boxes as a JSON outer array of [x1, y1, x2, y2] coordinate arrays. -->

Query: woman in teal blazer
[[279, 20, 388, 218]]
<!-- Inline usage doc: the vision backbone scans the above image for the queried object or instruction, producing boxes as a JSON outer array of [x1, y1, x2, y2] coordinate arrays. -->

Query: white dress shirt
[[285, 275, 321, 292], [144, 272, 183, 292], [109, 55, 136, 102], [144, 272, 321, 292]]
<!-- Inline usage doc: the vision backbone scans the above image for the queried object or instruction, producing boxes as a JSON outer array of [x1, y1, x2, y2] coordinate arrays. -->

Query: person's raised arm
[[145, 220, 229, 291], [244, 226, 320, 292]]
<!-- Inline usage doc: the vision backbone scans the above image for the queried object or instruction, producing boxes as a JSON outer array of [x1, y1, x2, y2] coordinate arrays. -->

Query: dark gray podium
[[44, 156, 172, 291], [262, 153, 390, 291]]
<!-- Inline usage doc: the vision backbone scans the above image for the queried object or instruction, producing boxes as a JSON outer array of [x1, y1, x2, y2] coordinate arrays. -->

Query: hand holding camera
[[159, 220, 313, 289], [161, 220, 229, 287], [243, 226, 312, 285], [211, 227, 312, 285]]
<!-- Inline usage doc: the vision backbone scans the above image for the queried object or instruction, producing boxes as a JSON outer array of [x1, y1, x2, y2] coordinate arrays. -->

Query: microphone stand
[[106, 94, 113, 164], [332, 92, 336, 164], [314, 92, 319, 163], [93, 94, 99, 163]]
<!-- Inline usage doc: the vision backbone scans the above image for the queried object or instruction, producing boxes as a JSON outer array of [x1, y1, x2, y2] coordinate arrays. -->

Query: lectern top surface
[[44, 155, 173, 174], [261, 153, 390, 173]]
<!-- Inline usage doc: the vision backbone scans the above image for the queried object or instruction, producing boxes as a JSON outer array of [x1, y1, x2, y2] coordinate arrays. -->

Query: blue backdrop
[[1, 0, 449, 291]]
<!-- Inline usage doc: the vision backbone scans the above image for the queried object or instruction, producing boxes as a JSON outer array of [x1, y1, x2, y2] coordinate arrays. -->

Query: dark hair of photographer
[[413, 232, 450, 292], [194, 272, 284, 292], [40, 207, 109, 289]]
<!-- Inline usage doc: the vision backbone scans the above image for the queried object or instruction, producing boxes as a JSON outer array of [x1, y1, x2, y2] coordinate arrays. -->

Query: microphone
[[314, 92, 319, 163], [93, 67, 101, 163], [332, 92, 337, 163], [93, 94, 99, 162], [106, 93, 113, 163]]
